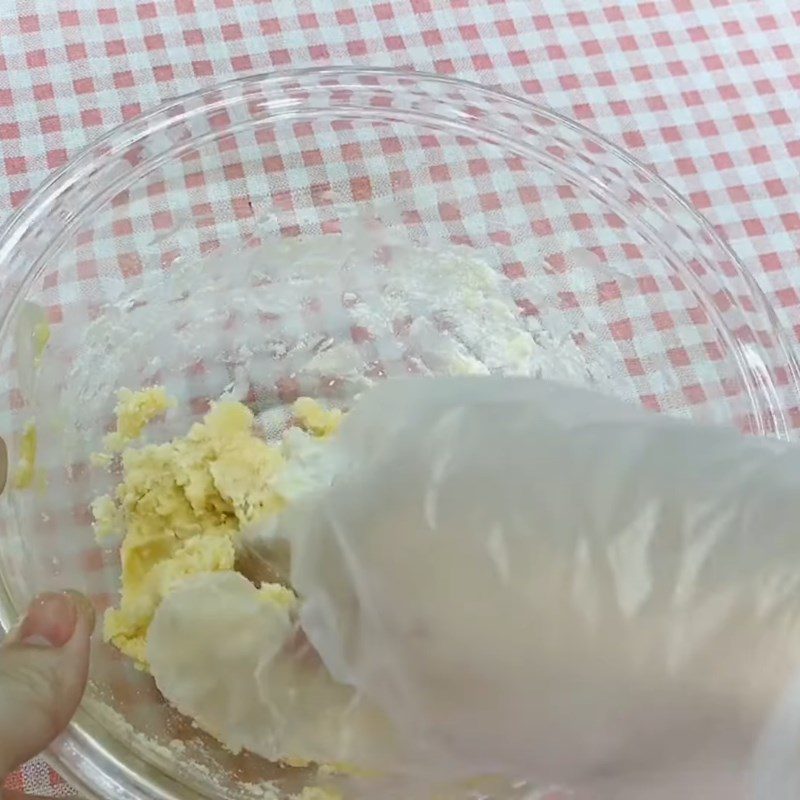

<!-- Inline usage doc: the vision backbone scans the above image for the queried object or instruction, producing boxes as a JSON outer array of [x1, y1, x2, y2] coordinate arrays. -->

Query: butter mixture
[[13, 421, 37, 489], [102, 386, 176, 453], [92, 387, 341, 667]]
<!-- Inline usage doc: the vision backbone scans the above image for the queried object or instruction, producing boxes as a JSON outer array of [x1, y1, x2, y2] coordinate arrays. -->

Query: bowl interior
[[0, 70, 795, 799]]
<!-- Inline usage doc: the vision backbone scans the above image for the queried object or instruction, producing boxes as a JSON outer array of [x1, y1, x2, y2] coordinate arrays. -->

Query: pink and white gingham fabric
[[2, 0, 800, 795]]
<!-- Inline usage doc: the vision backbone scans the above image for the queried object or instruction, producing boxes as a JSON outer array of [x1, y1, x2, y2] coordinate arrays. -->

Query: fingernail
[[18, 592, 79, 647]]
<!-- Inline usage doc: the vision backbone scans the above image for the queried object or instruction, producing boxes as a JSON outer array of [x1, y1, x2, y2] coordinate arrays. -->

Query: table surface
[[3, 0, 800, 795]]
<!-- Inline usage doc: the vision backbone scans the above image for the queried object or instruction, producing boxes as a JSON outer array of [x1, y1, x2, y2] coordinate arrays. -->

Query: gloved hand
[[287, 378, 800, 799], [0, 591, 95, 799]]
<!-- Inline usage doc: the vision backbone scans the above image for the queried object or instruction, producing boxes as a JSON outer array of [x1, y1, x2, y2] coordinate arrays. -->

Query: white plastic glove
[[287, 378, 800, 799]]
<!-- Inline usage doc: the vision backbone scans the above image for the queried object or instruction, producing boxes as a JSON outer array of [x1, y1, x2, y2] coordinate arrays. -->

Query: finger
[[0, 590, 95, 778]]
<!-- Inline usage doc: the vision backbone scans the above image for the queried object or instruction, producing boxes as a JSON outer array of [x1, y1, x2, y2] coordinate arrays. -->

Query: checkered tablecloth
[[3, 0, 800, 795]]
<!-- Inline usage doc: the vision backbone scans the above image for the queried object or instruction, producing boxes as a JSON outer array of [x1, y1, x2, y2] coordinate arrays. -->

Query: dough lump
[[93, 389, 339, 667]]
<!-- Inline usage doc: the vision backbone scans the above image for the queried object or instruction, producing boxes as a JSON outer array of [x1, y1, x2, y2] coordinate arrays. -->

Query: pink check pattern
[[2, 0, 800, 795]]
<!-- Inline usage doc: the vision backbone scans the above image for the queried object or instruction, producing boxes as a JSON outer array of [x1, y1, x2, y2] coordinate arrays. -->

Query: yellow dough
[[293, 396, 342, 437], [103, 386, 175, 453], [93, 388, 341, 668], [32, 319, 50, 365], [13, 421, 37, 489]]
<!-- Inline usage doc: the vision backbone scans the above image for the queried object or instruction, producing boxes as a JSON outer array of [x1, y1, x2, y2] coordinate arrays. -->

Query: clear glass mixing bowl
[[0, 68, 797, 799]]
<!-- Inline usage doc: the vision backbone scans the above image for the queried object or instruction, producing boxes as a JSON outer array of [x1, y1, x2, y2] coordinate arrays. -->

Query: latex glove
[[287, 378, 800, 799], [0, 591, 95, 798]]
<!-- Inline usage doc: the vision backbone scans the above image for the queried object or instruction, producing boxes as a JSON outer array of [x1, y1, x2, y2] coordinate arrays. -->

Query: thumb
[[0, 591, 95, 779]]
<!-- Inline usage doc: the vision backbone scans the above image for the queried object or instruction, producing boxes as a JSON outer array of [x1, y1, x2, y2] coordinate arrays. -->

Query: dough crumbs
[[258, 582, 297, 610], [13, 421, 37, 489], [33, 319, 50, 365], [103, 386, 175, 453], [91, 494, 119, 540], [293, 397, 342, 437], [94, 388, 340, 670], [99, 397, 284, 666]]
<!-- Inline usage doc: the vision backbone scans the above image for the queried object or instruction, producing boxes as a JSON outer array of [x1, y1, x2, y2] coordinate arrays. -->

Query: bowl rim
[[0, 65, 797, 798], [0, 65, 786, 304], [1, 66, 797, 423]]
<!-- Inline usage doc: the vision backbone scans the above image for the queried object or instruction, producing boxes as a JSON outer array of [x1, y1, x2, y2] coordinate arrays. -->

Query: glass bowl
[[0, 67, 797, 800]]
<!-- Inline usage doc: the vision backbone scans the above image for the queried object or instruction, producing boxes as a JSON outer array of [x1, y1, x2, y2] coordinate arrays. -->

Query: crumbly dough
[[93, 388, 341, 668], [13, 421, 37, 489], [103, 386, 175, 453], [32, 319, 50, 365], [292, 397, 342, 437]]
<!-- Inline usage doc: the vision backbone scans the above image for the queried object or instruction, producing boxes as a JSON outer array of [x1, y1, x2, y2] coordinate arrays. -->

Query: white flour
[[49, 225, 614, 454]]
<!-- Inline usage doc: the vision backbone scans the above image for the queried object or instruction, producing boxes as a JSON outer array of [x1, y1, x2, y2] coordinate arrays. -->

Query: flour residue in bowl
[[58, 223, 615, 453], [80, 224, 616, 789]]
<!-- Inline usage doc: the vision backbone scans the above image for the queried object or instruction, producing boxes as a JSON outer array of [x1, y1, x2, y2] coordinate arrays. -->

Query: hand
[[0, 591, 95, 799], [290, 377, 800, 797]]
